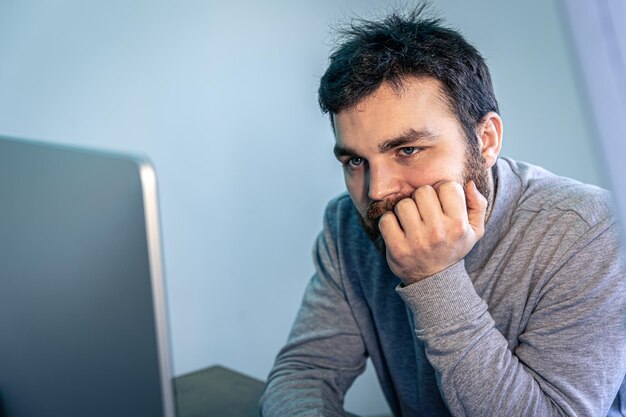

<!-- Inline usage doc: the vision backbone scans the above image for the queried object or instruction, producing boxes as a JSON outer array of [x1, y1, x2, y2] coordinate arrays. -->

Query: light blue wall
[[562, 0, 626, 237], [0, 1, 603, 415]]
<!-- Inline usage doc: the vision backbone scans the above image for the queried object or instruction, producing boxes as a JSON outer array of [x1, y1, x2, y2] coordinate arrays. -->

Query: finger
[[378, 211, 405, 243], [412, 185, 442, 223], [393, 197, 421, 238], [466, 181, 487, 235], [436, 181, 467, 220]]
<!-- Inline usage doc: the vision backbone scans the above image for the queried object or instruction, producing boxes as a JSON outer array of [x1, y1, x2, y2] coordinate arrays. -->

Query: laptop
[[0, 136, 176, 417]]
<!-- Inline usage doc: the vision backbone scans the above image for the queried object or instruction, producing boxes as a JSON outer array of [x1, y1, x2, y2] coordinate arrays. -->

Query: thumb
[[465, 181, 487, 237]]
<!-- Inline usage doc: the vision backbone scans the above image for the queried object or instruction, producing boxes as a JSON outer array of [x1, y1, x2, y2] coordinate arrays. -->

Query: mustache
[[365, 195, 407, 223], [359, 195, 408, 255]]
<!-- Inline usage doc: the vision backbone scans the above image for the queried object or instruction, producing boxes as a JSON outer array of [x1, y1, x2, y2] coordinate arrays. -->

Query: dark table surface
[[174, 365, 361, 417]]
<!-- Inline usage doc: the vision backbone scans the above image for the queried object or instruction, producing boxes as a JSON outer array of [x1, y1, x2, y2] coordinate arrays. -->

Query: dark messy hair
[[318, 4, 499, 146]]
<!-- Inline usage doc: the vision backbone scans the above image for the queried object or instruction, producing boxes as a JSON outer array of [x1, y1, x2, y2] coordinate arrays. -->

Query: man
[[261, 6, 626, 417]]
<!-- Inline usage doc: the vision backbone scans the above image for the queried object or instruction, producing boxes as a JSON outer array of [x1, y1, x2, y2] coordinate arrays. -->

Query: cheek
[[402, 165, 440, 189], [344, 173, 369, 215], [403, 161, 462, 189]]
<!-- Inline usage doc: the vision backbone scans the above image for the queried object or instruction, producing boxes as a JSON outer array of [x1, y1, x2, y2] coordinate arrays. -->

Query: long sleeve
[[260, 209, 368, 417], [397, 219, 626, 417]]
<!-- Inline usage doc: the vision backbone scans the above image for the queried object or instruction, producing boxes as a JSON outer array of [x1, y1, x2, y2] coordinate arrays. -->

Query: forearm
[[261, 226, 368, 416], [261, 351, 365, 417], [398, 259, 626, 417], [260, 303, 367, 417]]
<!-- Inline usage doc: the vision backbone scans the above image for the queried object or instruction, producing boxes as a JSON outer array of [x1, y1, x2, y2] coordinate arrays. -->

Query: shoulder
[[505, 158, 615, 229], [493, 160, 624, 302], [322, 192, 360, 231], [320, 192, 374, 254]]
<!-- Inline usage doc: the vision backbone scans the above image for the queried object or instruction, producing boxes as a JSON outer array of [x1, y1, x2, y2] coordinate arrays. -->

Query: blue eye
[[400, 147, 418, 156], [347, 157, 364, 167]]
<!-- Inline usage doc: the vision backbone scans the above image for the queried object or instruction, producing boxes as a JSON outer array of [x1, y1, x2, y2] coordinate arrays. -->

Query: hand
[[378, 181, 487, 285]]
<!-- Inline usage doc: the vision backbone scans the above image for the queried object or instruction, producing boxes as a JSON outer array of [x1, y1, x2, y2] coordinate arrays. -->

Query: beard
[[358, 145, 493, 254]]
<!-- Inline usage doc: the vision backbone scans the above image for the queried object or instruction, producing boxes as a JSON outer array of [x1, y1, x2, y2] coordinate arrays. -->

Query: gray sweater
[[261, 158, 626, 417]]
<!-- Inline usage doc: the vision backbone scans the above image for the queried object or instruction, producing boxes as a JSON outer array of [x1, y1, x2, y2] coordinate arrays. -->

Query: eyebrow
[[333, 128, 440, 158]]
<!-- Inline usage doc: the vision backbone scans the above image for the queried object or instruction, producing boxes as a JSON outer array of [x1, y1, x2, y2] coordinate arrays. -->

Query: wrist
[[396, 261, 485, 330]]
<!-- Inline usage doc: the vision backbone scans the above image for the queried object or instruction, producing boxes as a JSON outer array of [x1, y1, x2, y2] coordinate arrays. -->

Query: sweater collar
[[465, 157, 523, 273]]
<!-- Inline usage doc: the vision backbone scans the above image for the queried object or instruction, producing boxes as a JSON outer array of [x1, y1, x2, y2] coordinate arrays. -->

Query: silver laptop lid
[[0, 136, 175, 417]]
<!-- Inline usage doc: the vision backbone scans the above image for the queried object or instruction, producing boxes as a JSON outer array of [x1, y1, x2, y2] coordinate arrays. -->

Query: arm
[[397, 220, 626, 417], [260, 209, 367, 417]]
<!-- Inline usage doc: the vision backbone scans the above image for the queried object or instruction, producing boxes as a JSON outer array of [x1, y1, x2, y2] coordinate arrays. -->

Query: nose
[[367, 162, 402, 201]]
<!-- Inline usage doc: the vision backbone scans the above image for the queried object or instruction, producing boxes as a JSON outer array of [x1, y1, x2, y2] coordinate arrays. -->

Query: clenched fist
[[379, 180, 487, 285]]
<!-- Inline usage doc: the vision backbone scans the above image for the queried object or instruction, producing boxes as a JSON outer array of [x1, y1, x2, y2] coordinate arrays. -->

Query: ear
[[476, 112, 503, 169]]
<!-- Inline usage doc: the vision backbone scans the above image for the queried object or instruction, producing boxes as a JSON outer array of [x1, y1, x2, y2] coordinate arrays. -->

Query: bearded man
[[261, 6, 626, 417]]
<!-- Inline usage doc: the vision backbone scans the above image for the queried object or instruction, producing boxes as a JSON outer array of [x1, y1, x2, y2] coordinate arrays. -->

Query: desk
[[174, 365, 360, 417]]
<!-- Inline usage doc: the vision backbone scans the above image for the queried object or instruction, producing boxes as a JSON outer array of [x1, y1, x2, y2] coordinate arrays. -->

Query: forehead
[[333, 77, 461, 147]]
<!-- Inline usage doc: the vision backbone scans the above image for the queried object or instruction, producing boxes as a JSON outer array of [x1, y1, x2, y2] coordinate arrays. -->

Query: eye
[[399, 147, 419, 156], [346, 157, 364, 168]]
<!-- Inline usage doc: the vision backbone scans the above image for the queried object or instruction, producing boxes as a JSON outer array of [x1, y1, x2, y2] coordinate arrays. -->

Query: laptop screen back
[[0, 137, 175, 417]]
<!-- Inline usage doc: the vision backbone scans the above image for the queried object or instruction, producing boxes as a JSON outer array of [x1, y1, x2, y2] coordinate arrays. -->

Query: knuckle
[[429, 228, 446, 244], [395, 245, 411, 259], [379, 212, 393, 226], [413, 185, 433, 199], [440, 181, 463, 196], [395, 198, 414, 213], [451, 220, 468, 238], [387, 240, 408, 256]]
